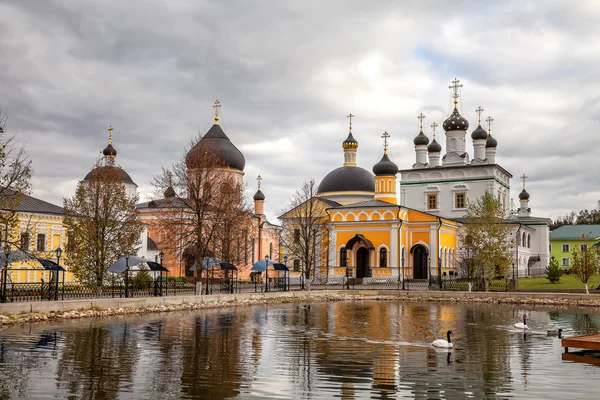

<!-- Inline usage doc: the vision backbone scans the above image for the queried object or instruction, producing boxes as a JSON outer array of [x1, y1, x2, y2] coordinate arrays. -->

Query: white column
[[391, 223, 398, 268], [328, 227, 337, 266], [429, 226, 437, 278]]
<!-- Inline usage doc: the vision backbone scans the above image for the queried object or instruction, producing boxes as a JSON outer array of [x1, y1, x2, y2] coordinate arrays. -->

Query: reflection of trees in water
[[0, 328, 62, 399], [178, 310, 249, 399], [56, 322, 138, 400], [572, 314, 599, 334]]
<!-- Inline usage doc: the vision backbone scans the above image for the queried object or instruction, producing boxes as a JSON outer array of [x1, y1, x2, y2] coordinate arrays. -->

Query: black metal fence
[[1, 267, 515, 303], [1, 280, 196, 303]]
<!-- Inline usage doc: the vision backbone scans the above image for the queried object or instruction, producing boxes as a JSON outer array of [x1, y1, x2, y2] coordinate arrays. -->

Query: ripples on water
[[1, 301, 600, 399]]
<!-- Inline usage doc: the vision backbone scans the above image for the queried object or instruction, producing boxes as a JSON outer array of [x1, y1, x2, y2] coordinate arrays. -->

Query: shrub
[[545, 256, 561, 284], [132, 266, 154, 289]]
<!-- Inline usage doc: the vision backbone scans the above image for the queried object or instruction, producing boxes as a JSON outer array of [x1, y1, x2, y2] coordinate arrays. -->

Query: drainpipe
[[398, 217, 404, 288], [437, 217, 443, 288]]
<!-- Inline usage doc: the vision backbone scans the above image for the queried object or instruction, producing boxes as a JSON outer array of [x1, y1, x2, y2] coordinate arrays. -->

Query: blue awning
[[251, 260, 288, 272], [38, 259, 66, 272]]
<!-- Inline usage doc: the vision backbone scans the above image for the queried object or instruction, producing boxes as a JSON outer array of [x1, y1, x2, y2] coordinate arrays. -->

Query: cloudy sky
[[1, 0, 599, 223]]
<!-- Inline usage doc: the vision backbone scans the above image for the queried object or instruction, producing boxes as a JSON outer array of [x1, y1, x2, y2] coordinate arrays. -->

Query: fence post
[[1, 266, 7, 303]]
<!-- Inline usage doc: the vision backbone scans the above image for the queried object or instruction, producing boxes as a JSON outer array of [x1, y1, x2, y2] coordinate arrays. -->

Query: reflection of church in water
[[285, 78, 550, 279]]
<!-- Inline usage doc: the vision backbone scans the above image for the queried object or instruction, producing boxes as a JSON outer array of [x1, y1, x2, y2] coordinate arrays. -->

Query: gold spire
[[475, 106, 484, 126], [347, 113, 354, 134], [213, 100, 221, 124], [108, 125, 113, 145], [256, 174, 262, 190], [486, 116, 494, 134], [521, 174, 528, 190], [417, 113, 426, 133], [431, 122, 438, 140], [381, 131, 390, 154], [449, 78, 463, 109]]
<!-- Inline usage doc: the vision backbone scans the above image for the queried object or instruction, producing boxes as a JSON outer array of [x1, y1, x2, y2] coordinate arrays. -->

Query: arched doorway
[[412, 245, 428, 279], [356, 247, 369, 278]]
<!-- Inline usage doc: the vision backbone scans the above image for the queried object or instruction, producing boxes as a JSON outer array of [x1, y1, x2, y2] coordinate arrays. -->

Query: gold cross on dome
[[486, 116, 494, 133], [449, 78, 463, 101], [521, 174, 528, 190], [417, 113, 426, 132], [256, 174, 262, 190], [381, 131, 390, 153], [213, 100, 221, 123], [475, 106, 484, 124], [107, 125, 113, 145], [431, 122, 438, 139], [347, 113, 354, 133]]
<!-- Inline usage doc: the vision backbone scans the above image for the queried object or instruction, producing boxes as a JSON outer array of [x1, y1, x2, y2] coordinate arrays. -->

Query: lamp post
[[1, 246, 9, 303], [159, 251, 165, 297], [54, 247, 62, 301], [283, 255, 288, 291], [125, 253, 130, 298], [401, 247, 406, 290], [264, 255, 270, 292]]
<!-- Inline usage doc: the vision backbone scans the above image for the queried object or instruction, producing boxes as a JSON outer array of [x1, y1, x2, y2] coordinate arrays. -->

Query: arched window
[[340, 247, 348, 267], [522, 232, 526, 247], [251, 238, 256, 263], [379, 248, 388, 268], [269, 242, 273, 259], [527, 234, 531, 248]]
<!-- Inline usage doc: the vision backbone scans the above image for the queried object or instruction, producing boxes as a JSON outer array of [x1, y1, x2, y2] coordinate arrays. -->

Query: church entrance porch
[[356, 247, 370, 278], [412, 245, 428, 279]]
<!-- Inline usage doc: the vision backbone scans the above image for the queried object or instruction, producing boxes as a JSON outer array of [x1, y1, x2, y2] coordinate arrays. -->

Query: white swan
[[514, 314, 528, 330], [432, 330, 454, 348]]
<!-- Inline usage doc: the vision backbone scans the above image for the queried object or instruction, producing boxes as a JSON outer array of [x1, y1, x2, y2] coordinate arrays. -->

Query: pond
[[1, 301, 599, 399]]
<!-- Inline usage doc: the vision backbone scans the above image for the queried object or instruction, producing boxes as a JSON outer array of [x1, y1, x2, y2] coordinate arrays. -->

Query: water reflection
[[0, 302, 599, 399]]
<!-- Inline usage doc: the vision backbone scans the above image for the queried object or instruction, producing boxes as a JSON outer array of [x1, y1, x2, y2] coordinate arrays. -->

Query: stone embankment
[[1, 290, 600, 327]]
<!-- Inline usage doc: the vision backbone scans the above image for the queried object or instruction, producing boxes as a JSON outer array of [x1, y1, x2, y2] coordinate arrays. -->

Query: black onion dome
[[372, 153, 398, 175], [471, 124, 488, 140], [486, 133, 498, 148], [186, 124, 246, 171], [519, 189, 530, 200], [342, 132, 358, 149], [413, 131, 429, 146], [253, 189, 265, 201], [443, 108, 469, 132], [102, 143, 117, 157], [83, 166, 136, 185], [317, 166, 375, 194], [164, 186, 176, 198], [427, 138, 442, 153]]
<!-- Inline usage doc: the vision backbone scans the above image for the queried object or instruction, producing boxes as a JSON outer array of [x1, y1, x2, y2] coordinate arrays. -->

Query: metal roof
[[1, 192, 63, 215], [550, 225, 600, 240]]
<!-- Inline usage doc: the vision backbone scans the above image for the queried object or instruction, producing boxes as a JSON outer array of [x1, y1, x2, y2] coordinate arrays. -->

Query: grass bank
[[518, 274, 600, 291]]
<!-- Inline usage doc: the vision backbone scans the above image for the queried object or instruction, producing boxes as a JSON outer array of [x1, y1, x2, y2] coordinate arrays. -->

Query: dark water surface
[[1, 301, 600, 399]]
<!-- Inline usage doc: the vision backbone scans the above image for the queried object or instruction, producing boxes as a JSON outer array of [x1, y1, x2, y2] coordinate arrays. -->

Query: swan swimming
[[432, 330, 454, 348], [514, 314, 528, 330]]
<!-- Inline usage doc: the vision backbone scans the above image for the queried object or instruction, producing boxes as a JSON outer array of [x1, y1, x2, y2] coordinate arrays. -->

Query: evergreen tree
[[545, 256, 561, 284]]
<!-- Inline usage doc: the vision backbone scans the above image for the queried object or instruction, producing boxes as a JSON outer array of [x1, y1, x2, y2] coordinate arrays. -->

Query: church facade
[[281, 78, 551, 281]]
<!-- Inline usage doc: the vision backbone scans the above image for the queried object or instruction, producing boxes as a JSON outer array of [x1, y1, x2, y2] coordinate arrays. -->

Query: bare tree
[[63, 163, 142, 287], [0, 111, 33, 251], [571, 235, 599, 294], [279, 179, 329, 282], [459, 192, 511, 289], [151, 135, 248, 278]]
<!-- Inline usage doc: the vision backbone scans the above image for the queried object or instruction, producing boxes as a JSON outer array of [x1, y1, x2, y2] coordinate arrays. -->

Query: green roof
[[549, 225, 600, 240]]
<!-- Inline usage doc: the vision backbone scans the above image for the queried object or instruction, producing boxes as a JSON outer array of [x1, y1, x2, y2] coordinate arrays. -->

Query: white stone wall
[[400, 165, 511, 218]]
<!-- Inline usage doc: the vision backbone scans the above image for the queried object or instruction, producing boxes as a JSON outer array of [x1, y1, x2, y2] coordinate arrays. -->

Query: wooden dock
[[562, 333, 600, 353]]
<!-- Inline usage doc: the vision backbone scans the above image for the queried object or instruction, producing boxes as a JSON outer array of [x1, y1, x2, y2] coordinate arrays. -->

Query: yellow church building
[[280, 119, 460, 282]]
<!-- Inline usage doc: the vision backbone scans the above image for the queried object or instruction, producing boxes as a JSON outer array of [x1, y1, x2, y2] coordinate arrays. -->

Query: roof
[[317, 166, 375, 194], [1, 192, 63, 215], [83, 165, 136, 186], [186, 124, 245, 171], [550, 225, 600, 240], [336, 200, 398, 209]]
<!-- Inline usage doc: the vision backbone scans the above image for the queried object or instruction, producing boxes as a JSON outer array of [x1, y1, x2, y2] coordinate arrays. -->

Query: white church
[[399, 79, 550, 277]]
